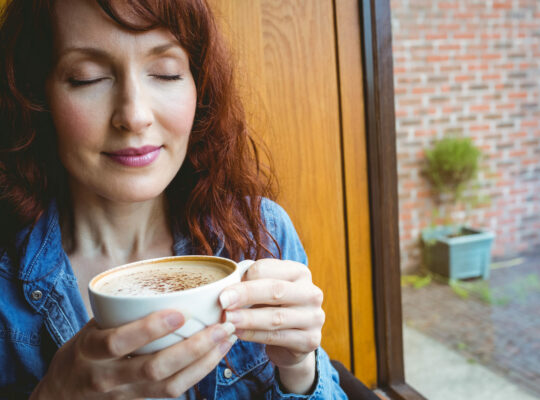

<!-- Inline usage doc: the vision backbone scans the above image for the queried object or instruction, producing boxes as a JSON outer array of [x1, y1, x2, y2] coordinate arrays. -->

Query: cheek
[[50, 95, 105, 150], [155, 85, 197, 139]]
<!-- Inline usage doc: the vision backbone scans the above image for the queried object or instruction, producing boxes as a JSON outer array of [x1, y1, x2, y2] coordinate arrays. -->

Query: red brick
[[442, 106, 461, 113], [426, 55, 450, 62], [482, 54, 502, 61], [400, 201, 419, 211], [468, 63, 489, 71], [510, 131, 528, 138], [403, 181, 420, 190], [426, 33, 448, 40], [399, 98, 422, 106], [439, 2, 459, 9], [493, 2, 512, 9], [519, 22, 538, 29], [467, 44, 489, 52], [521, 120, 538, 128], [479, 144, 492, 151], [482, 33, 502, 40], [496, 103, 516, 110], [456, 54, 478, 61], [455, 75, 474, 82], [470, 124, 490, 131], [392, 0, 540, 269], [510, 150, 528, 157], [439, 44, 461, 51], [508, 92, 528, 99], [414, 129, 436, 137], [438, 24, 460, 31], [412, 87, 436, 94], [485, 210, 503, 218], [482, 73, 501, 80], [496, 63, 515, 70], [470, 104, 491, 112], [440, 85, 453, 92], [440, 65, 462, 72], [454, 33, 475, 39], [455, 12, 476, 19]]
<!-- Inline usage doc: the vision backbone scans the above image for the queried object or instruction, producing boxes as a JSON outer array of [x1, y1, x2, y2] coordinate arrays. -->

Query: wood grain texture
[[334, 0, 377, 387], [209, 0, 351, 366]]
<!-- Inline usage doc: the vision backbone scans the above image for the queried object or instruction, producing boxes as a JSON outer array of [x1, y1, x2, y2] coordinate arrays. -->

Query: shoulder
[[259, 198, 308, 265], [259, 198, 293, 232]]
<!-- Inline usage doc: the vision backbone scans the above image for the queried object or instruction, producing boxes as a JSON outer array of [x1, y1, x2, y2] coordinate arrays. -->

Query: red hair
[[0, 0, 278, 261]]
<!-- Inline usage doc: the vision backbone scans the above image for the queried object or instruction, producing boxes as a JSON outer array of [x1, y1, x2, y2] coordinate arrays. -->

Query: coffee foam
[[92, 262, 230, 296]]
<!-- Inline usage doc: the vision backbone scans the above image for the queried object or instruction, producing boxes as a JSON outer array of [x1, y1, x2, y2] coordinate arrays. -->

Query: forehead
[[50, 0, 179, 55]]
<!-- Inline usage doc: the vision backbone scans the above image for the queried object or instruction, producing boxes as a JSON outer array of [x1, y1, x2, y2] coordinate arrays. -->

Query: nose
[[111, 74, 154, 133]]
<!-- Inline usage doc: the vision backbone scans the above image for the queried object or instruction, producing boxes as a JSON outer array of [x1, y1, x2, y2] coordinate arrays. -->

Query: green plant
[[423, 137, 491, 228], [424, 137, 481, 204]]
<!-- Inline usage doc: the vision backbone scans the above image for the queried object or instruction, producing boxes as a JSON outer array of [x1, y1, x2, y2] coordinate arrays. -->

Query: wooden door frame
[[360, 0, 426, 398]]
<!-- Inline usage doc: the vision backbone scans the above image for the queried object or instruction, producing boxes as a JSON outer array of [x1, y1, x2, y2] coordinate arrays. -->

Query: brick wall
[[391, 0, 540, 271]]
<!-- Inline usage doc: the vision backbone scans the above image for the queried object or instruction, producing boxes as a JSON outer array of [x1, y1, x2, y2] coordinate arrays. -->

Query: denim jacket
[[0, 199, 347, 399]]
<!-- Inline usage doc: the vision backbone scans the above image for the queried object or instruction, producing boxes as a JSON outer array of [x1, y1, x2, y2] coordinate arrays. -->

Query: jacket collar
[[16, 200, 64, 283], [15, 200, 227, 281]]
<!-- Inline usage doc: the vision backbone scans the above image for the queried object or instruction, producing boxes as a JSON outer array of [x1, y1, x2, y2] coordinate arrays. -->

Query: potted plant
[[421, 137, 495, 280]]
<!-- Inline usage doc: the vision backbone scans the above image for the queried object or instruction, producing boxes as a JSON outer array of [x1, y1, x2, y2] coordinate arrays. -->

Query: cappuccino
[[93, 262, 230, 296], [89, 255, 253, 353]]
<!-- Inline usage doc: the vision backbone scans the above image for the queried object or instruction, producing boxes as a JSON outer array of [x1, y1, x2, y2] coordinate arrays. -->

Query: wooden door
[[209, 0, 376, 386]]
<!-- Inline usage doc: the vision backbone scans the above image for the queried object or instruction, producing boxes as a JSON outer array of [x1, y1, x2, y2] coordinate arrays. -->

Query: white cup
[[88, 255, 254, 354]]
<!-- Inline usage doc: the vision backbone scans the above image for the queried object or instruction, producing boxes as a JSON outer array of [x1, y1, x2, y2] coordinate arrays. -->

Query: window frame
[[360, 1, 427, 398]]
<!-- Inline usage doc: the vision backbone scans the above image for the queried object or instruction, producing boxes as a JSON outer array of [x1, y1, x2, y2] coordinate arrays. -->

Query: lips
[[104, 145, 162, 167]]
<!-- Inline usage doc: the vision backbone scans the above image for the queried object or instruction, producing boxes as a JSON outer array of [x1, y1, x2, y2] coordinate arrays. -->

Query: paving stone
[[402, 250, 540, 397]]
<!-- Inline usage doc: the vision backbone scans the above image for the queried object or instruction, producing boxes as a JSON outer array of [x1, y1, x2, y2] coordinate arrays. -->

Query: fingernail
[[219, 334, 238, 353], [213, 322, 236, 343], [225, 311, 242, 324], [164, 312, 184, 329], [219, 290, 239, 309]]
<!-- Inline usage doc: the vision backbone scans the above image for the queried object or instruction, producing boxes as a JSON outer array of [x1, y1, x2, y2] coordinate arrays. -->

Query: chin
[[98, 183, 169, 204]]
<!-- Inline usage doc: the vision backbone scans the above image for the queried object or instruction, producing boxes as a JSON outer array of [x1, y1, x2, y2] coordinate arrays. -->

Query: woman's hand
[[219, 259, 325, 394], [30, 310, 236, 400]]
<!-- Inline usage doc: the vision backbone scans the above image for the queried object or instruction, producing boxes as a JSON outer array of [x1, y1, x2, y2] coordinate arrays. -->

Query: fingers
[[225, 307, 325, 331], [81, 321, 236, 396], [236, 328, 321, 354], [220, 279, 323, 310], [123, 330, 237, 399], [122, 322, 236, 384], [81, 310, 185, 359], [245, 259, 311, 282]]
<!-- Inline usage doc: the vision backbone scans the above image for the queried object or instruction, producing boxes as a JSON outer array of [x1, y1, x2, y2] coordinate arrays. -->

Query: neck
[[61, 185, 174, 267]]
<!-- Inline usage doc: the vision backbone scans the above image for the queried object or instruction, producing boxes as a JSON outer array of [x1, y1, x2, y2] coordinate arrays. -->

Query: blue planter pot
[[421, 226, 495, 280]]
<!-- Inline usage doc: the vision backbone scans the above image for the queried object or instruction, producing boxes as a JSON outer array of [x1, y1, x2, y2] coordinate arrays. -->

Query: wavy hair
[[0, 0, 278, 261]]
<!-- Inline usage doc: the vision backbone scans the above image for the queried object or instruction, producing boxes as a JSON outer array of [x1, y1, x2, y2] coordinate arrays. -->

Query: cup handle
[[237, 259, 255, 276]]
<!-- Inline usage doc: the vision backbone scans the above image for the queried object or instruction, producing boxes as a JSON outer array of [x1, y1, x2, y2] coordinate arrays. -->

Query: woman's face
[[46, 0, 197, 203]]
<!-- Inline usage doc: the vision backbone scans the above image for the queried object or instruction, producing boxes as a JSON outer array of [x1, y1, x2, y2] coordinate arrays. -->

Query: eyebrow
[[58, 42, 183, 59]]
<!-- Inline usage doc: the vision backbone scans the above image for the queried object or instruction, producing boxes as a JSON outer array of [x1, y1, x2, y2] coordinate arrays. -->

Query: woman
[[0, 0, 347, 399]]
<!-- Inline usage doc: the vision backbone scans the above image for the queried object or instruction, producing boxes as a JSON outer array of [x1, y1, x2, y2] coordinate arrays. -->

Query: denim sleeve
[[270, 348, 348, 400], [260, 198, 308, 265], [260, 199, 347, 399]]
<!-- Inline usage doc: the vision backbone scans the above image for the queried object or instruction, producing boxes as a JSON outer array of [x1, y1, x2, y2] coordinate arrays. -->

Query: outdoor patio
[[401, 250, 540, 398]]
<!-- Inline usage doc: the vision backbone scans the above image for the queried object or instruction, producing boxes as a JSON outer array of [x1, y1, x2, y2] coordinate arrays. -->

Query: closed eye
[[68, 77, 108, 87], [151, 74, 183, 81]]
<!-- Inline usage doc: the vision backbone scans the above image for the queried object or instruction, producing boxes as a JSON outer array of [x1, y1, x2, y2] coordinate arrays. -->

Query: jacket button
[[31, 290, 43, 301], [223, 368, 233, 379]]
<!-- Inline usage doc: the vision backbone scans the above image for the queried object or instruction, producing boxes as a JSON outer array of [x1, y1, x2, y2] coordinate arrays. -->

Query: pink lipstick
[[104, 145, 162, 167]]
